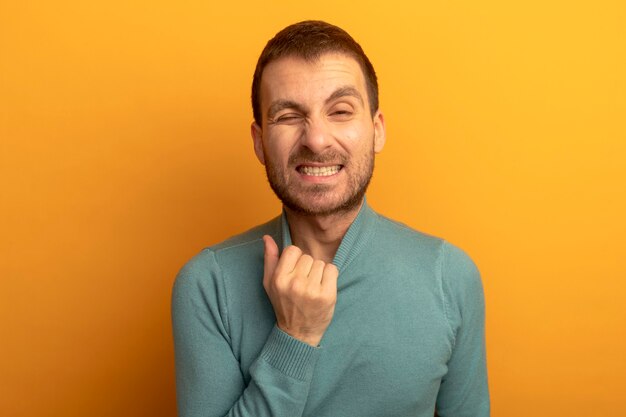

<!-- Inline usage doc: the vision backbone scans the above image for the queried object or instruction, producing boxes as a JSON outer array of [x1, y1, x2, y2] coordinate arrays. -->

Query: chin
[[281, 191, 365, 217]]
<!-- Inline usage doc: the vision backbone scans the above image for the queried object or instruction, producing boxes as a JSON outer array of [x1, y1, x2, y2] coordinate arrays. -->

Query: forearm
[[172, 248, 320, 417], [174, 326, 319, 417]]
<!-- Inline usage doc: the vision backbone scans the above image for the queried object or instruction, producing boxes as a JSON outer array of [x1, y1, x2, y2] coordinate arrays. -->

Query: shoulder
[[441, 240, 480, 273], [372, 212, 445, 261], [173, 216, 280, 293], [209, 216, 280, 253], [371, 209, 482, 297], [439, 241, 482, 300]]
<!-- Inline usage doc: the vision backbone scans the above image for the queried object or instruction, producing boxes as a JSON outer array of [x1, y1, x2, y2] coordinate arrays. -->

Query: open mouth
[[297, 165, 343, 177]]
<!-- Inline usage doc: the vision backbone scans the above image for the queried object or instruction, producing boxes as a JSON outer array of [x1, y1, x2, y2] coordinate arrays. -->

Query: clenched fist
[[262, 235, 338, 347]]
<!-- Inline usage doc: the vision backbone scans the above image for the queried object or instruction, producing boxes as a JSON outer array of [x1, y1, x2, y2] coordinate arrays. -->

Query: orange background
[[1, 1, 625, 416]]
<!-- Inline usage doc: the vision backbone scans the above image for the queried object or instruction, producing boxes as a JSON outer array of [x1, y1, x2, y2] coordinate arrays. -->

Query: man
[[172, 20, 489, 417]]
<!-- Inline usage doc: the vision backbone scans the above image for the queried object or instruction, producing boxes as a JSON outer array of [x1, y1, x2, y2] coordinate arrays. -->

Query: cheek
[[264, 129, 299, 160], [334, 124, 359, 143], [335, 123, 372, 150]]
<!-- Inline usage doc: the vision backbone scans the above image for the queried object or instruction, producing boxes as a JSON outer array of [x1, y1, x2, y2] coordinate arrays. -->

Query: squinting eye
[[276, 114, 303, 124], [330, 109, 353, 118]]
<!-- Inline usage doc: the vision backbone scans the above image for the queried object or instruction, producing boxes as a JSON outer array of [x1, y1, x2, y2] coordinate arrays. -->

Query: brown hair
[[251, 20, 379, 125]]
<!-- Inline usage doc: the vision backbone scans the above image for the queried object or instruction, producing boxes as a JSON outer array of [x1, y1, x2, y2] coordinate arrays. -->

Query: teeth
[[300, 165, 341, 176]]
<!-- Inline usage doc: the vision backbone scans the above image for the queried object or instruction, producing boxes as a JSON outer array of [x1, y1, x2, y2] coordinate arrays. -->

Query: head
[[252, 20, 379, 126], [251, 21, 385, 216]]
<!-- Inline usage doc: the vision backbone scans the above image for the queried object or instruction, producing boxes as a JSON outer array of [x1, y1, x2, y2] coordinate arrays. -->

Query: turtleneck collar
[[279, 198, 378, 272]]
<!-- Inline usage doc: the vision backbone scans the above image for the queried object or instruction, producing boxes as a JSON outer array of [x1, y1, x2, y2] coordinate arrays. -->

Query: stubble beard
[[264, 147, 375, 217]]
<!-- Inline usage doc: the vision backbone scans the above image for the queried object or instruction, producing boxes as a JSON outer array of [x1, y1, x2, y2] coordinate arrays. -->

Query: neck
[[284, 200, 364, 263]]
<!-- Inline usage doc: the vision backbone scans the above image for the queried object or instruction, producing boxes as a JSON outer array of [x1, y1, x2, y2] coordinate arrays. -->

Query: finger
[[293, 254, 314, 278], [321, 263, 339, 292], [308, 259, 326, 282], [262, 235, 279, 285], [275, 245, 303, 275]]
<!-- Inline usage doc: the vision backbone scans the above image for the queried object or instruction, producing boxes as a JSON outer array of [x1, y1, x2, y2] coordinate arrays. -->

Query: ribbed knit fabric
[[260, 327, 320, 381], [172, 201, 490, 417]]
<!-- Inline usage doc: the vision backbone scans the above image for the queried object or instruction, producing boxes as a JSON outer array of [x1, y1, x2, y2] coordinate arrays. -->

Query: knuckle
[[272, 275, 291, 292], [310, 293, 325, 304], [290, 279, 305, 294], [308, 288, 332, 304]]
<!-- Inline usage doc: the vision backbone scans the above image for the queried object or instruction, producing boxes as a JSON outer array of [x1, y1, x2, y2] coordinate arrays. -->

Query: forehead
[[259, 53, 368, 107]]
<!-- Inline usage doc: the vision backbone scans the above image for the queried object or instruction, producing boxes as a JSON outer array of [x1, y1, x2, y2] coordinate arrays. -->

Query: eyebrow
[[325, 86, 364, 107], [266, 86, 365, 120]]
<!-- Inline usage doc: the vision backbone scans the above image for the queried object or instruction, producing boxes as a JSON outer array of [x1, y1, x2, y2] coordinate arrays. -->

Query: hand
[[262, 235, 338, 347]]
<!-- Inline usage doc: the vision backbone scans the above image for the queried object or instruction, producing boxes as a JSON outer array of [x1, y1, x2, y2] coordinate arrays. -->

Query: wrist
[[277, 324, 323, 347]]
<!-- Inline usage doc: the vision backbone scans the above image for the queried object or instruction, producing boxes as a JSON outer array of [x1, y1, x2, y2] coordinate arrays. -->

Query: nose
[[300, 117, 333, 153]]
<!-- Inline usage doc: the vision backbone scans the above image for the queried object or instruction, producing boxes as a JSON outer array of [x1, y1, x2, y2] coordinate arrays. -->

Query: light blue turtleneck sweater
[[172, 202, 489, 416]]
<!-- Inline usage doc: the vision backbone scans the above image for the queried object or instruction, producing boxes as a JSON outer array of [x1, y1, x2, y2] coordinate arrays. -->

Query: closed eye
[[329, 109, 354, 120], [274, 113, 304, 125]]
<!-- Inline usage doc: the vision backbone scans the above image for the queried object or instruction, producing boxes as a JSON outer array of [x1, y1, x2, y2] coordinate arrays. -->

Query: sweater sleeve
[[435, 242, 490, 416], [171, 250, 320, 417]]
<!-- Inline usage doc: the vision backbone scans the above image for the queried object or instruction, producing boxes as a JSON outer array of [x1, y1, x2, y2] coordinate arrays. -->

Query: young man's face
[[252, 53, 385, 216]]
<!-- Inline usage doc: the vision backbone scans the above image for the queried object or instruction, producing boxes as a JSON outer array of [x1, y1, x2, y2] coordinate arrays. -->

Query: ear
[[372, 110, 386, 153], [251, 122, 266, 165]]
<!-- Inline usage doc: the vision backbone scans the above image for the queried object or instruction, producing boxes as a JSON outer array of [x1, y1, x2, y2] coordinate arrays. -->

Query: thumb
[[262, 235, 279, 284]]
